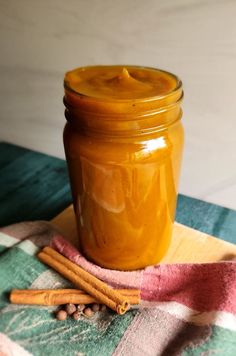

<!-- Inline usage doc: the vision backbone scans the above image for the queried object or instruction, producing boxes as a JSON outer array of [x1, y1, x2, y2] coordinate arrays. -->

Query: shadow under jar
[[63, 65, 184, 270]]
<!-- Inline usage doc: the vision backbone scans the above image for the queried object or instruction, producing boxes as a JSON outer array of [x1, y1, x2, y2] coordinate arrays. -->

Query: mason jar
[[63, 65, 184, 270]]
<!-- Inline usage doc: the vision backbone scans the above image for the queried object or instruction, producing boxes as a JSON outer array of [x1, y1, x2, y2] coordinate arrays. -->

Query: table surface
[[1, 142, 236, 245]]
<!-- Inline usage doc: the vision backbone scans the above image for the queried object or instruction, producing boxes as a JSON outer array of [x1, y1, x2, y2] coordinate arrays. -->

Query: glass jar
[[63, 65, 184, 270]]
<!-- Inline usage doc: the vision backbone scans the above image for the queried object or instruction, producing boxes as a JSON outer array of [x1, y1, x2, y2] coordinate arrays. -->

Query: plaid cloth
[[0, 221, 235, 356]]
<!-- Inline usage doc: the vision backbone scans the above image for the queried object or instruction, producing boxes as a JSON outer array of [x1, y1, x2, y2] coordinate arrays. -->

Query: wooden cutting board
[[51, 205, 236, 263]]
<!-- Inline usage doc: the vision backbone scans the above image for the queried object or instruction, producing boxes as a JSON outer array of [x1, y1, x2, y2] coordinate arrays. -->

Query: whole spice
[[10, 288, 140, 306], [77, 304, 85, 312], [83, 307, 94, 318], [65, 303, 76, 315], [37, 247, 130, 314], [72, 311, 80, 320], [100, 305, 107, 312], [91, 303, 100, 313], [56, 309, 67, 321]]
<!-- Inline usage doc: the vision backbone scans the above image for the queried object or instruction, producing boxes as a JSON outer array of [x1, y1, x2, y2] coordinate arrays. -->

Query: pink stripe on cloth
[[51, 235, 143, 289], [52, 235, 236, 316], [141, 263, 236, 314]]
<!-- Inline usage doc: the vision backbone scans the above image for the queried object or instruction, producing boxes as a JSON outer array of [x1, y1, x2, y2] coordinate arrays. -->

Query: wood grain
[[51, 205, 236, 264]]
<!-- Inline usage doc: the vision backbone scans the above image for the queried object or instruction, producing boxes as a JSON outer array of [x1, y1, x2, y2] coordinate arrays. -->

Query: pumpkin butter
[[63, 65, 184, 270]]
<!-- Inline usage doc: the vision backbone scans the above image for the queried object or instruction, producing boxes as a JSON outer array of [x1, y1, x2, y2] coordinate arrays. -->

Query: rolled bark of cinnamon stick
[[37, 247, 130, 314], [10, 288, 140, 306]]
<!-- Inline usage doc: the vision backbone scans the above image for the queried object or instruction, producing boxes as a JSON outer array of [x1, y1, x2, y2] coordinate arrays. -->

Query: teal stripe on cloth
[[0, 247, 47, 307], [0, 304, 136, 356]]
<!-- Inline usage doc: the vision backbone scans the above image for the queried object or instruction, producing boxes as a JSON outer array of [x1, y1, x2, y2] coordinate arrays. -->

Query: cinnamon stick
[[10, 288, 140, 306], [37, 247, 130, 314]]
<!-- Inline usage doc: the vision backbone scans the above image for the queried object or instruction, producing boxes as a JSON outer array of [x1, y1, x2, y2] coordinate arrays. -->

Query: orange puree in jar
[[63, 65, 184, 270]]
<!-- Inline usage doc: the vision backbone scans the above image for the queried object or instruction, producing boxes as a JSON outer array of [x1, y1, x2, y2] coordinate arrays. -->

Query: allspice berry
[[72, 311, 80, 321], [100, 305, 107, 312], [83, 307, 94, 318], [91, 303, 100, 313], [65, 303, 77, 315], [56, 310, 67, 321], [77, 304, 85, 312]]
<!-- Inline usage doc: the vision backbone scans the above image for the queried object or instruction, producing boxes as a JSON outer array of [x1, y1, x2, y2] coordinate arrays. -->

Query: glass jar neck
[[64, 84, 183, 137]]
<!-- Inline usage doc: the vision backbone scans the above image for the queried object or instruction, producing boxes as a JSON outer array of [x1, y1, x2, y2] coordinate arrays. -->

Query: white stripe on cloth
[[142, 300, 236, 331], [0, 232, 38, 255], [0, 232, 19, 247]]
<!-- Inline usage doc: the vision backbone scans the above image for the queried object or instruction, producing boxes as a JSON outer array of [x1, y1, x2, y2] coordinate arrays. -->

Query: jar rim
[[64, 65, 182, 103]]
